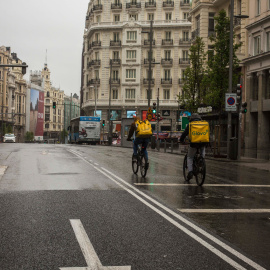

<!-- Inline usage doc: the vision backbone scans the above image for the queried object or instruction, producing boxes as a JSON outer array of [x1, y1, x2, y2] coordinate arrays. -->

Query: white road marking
[[60, 219, 131, 270], [94, 163, 99, 166], [0, 166, 7, 175], [179, 209, 270, 213], [134, 183, 270, 187], [68, 150, 266, 270]]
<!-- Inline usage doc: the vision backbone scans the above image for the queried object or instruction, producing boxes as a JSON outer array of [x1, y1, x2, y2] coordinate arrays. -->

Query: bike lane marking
[[60, 219, 131, 270], [134, 183, 270, 187], [179, 209, 270, 213], [68, 149, 265, 270]]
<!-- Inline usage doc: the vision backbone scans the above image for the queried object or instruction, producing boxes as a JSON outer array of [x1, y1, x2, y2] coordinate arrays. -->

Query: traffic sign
[[147, 113, 152, 121], [147, 107, 152, 114], [225, 93, 237, 112]]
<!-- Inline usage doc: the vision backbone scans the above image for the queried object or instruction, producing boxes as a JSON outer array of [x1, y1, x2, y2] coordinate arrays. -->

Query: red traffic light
[[237, 84, 242, 90]]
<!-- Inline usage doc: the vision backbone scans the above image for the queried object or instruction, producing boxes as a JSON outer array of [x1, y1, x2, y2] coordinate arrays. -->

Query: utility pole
[[156, 88, 160, 145], [70, 93, 72, 125], [148, 20, 153, 108], [108, 60, 112, 146], [227, 0, 234, 158]]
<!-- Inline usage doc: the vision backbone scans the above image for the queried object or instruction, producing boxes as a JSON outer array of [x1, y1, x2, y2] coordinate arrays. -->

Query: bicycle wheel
[[132, 155, 139, 174], [140, 155, 148, 178], [195, 156, 206, 186], [183, 154, 189, 181]]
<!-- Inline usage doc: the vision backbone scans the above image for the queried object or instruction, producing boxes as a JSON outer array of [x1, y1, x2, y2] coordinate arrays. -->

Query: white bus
[[69, 116, 101, 145]]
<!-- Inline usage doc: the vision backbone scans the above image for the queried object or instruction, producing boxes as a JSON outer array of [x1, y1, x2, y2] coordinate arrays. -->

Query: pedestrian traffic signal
[[236, 83, 242, 105], [153, 102, 156, 114], [102, 120, 105, 127], [53, 102, 56, 109], [241, 102, 247, 114], [157, 112, 161, 121]]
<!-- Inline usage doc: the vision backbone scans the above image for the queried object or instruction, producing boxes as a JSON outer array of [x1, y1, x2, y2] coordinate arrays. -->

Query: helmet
[[189, 113, 201, 121]]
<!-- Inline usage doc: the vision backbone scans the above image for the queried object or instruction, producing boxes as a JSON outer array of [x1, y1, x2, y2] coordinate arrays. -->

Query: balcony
[[163, 1, 174, 8], [109, 78, 120, 85], [110, 40, 122, 47], [90, 59, 101, 66], [145, 1, 156, 8], [88, 79, 100, 86], [93, 4, 103, 11], [179, 38, 191, 44], [111, 3, 122, 10], [126, 2, 141, 9], [180, 0, 190, 6], [191, 29, 200, 40], [91, 40, 101, 47], [144, 39, 156, 45], [162, 39, 173, 45], [143, 78, 155, 84], [161, 78, 172, 85], [144, 58, 156, 65], [161, 58, 173, 65], [110, 59, 121, 65], [179, 58, 190, 65]]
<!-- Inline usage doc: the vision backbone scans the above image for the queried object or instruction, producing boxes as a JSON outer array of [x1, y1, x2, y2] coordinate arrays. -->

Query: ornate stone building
[[81, 0, 192, 132]]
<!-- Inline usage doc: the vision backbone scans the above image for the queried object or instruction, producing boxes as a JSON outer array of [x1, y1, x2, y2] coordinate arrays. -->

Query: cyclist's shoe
[[187, 171, 193, 180]]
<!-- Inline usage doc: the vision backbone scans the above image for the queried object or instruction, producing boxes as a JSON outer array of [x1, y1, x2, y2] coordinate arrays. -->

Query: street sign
[[147, 107, 152, 114], [162, 110, 170, 116], [147, 113, 152, 121], [181, 116, 189, 130], [225, 93, 237, 112]]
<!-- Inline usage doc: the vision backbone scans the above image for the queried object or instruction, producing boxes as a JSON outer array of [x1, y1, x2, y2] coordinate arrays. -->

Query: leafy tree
[[204, 9, 242, 114], [179, 37, 207, 113], [61, 129, 68, 143], [25, 131, 34, 141], [7, 125, 13, 133]]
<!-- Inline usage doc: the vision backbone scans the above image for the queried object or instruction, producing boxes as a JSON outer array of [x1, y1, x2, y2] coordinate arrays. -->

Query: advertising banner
[[79, 116, 100, 140], [30, 89, 44, 138]]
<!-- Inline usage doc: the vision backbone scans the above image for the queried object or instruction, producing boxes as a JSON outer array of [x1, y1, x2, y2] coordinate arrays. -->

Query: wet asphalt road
[[0, 143, 269, 270]]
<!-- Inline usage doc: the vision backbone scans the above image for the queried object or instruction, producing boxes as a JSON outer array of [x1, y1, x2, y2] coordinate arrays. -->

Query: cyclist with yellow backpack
[[180, 113, 209, 181], [127, 116, 152, 164]]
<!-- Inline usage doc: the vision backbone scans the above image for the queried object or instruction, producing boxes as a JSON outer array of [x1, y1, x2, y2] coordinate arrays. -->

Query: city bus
[[69, 116, 100, 144]]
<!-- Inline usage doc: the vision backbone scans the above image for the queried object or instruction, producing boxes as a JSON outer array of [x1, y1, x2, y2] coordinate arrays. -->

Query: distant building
[[64, 94, 80, 131]]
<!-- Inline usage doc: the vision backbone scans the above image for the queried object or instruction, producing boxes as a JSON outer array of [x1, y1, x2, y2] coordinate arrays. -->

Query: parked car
[[3, 133, 16, 143]]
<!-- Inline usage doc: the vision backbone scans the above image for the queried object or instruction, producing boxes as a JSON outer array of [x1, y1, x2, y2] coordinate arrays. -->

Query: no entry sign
[[225, 93, 237, 112]]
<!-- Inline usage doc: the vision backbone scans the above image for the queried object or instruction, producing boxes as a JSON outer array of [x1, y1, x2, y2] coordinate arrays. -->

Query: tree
[[61, 129, 68, 143], [25, 131, 34, 141], [179, 37, 207, 113], [204, 9, 242, 114]]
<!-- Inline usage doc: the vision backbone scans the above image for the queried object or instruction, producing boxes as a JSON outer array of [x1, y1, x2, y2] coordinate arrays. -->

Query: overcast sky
[[0, 0, 90, 96]]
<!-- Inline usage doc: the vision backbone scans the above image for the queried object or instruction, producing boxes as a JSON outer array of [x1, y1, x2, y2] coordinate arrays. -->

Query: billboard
[[79, 116, 100, 140], [30, 89, 44, 138]]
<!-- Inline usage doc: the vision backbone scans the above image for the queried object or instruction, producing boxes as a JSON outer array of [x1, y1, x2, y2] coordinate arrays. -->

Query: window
[[182, 69, 186, 79], [126, 89, 135, 99], [148, 13, 154, 21], [126, 50, 137, 59], [45, 106, 50, 113], [254, 35, 261, 55], [45, 123, 49, 128], [113, 32, 120, 42], [269, 0, 270, 10], [127, 31, 137, 41], [267, 32, 270, 52], [183, 50, 189, 60], [95, 70, 99, 79], [165, 31, 171, 40], [126, 69, 136, 79], [96, 15, 101, 22], [256, 0, 261, 15], [183, 12, 188, 20], [86, 92, 89, 100], [112, 70, 119, 79], [46, 99, 50, 104], [113, 51, 119, 59], [95, 33, 100, 41], [95, 52, 99, 60], [165, 50, 171, 59], [209, 13, 215, 32], [164, 89, 170, 100], [112, 89, 118, 99], [164, 69, 171, 79], [129, 14, 138, 21], [114, 15, 120, 22], [183, 31, 189, 41], [196, 15, 200, 30], [166, 13, 172, 21]]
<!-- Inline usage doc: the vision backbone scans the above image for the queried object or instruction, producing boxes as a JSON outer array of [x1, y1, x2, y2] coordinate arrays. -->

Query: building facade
[[243, 0, 270, 159], [81, 0, 192, 132], [30, 64, 64, 141], [0, 46, 27, 142], [64, 94, 80, 131]]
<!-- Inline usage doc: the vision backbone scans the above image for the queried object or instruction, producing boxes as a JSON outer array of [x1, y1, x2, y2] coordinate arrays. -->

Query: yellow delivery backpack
[[135, 120, 152, 138], [189, 120, 210, 143]]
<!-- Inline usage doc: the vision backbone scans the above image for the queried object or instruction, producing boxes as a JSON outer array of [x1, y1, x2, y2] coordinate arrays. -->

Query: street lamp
[[227, 0, 249, 159], [90, 85, 97, 116]]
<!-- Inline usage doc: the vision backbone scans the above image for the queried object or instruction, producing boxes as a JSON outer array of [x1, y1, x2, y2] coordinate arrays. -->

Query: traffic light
[[236, 83, 242, 105], [157, 112, 161, 121], [102, 120, 105, 127], [153, 102, 156, 114], [241, 102, 247, 114], [53, 102, 56, 109]]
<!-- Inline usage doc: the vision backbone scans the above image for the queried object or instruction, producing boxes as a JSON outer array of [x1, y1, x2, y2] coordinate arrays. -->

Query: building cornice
[[246, 15, 270, 30], [190, 1, 213, 15], [242, 51, 270, 64]]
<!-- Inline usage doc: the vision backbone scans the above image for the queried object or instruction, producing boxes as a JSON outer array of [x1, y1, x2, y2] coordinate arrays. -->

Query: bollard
[[164, 140, 167, 152]]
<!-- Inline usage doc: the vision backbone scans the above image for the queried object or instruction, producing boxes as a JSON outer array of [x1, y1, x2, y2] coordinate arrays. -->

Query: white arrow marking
[[60, 219, 131, 270]]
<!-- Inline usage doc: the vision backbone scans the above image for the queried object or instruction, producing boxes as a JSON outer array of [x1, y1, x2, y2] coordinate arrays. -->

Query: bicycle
[[131, 143, 149, 178], [183, 145, 206, 186]]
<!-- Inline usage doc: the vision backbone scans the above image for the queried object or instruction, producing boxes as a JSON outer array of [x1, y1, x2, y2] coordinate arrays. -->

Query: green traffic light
[[153, 109, 156, 114]]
